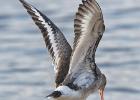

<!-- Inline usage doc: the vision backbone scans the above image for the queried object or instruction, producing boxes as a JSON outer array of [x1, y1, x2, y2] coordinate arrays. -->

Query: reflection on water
[[0, 0, 140, 100]]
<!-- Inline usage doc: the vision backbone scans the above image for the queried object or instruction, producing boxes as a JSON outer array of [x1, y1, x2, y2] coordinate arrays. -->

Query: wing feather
[[70, 0, 105, 71], [19, 0, 72, 87]]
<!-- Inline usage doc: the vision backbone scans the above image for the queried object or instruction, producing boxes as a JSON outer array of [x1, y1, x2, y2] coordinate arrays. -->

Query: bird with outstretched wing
[[19, 0, 106, 100]]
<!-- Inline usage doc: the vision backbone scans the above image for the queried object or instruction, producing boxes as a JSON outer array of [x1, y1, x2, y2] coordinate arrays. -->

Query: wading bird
[[19, 0, 106, 100]]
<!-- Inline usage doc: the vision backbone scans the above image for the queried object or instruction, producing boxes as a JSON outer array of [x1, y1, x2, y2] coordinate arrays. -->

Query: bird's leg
[[99, 89, 104, 100]]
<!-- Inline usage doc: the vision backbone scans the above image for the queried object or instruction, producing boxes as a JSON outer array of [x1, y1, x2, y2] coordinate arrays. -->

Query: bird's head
[[47, 85, 82, 100]]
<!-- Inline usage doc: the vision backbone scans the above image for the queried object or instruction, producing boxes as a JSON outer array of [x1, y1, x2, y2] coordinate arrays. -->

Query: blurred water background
[[0, 0, 140, 100]]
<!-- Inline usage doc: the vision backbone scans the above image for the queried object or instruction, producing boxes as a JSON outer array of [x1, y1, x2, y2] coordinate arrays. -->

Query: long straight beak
[[99, 89, 104, 100]]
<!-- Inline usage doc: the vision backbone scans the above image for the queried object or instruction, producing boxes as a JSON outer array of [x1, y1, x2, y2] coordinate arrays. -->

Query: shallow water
[[0, 0, 140, 100]]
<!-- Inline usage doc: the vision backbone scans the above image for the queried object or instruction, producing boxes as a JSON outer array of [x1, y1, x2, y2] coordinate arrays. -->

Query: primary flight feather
[[19, 0, 72, 87]]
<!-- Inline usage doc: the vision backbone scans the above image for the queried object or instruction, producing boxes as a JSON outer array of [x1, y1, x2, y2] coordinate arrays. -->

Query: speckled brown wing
[[19, 0, 72, 87], [69, 0, 105, 72]]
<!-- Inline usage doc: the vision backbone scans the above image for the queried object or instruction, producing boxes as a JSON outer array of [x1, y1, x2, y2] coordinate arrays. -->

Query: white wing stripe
[[31, 6, 60, 66], [19, 0, 72, 86]]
